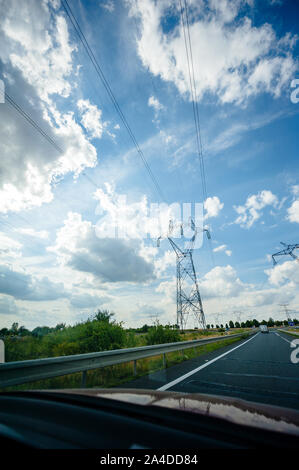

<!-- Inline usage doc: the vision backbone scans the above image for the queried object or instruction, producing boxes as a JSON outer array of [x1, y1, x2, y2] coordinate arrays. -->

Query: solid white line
[[275, 332, 291, 344], [158, 332, 259, 391]]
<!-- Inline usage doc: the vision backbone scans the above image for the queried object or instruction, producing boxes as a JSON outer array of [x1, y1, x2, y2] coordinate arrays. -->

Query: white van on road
[[259, 325, 269, 334]]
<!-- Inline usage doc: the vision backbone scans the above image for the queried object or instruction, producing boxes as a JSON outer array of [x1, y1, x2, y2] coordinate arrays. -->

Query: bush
[[145, 324, 181, 345], [4, 316, 126, 361]]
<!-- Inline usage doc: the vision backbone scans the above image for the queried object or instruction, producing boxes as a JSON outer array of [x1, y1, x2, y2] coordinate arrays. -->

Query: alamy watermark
[[95, 198, 205, 250], [290, 339, 299, 364], [290, 79, 299, 104], [0, 79, 4, 104]]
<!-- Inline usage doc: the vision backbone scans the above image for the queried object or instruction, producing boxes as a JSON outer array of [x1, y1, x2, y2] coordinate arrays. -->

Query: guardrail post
[[0, 340, 4, 363], [81, 370, 87, 388], [133, 360, 137, 376], [163, 353, 166, 368]]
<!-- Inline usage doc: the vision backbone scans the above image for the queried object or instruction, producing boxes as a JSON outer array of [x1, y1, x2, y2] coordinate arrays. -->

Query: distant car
[[259, 325, 269, 334]]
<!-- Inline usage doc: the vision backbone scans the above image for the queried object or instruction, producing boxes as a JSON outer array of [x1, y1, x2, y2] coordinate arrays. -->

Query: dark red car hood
[[52, 388, 299, 436]]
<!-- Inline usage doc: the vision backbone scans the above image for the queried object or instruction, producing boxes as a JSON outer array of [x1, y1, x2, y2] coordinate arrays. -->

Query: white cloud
[[0, 0, 98, 213], [287, 200, 299, 223], [49, 211, 156, 283], [291, 185, 299, 196], [265, 259, 299, 286], [129, 0, 297, 105], [101, 0, 115, 13], [234, 190, 278, 228], [77, 99, 106, 139], [213, 244, 226, 253], [16, 228, 49, 239], [69, 292, 110, 309], [199, 265, 246, 298], [0, 232, 22, 259], [204, 196, 224, 219], [0, 263, 67, 301], [148, 95, 164, 112], [213, 244, 232, 256], [0, 295, 19, 315]]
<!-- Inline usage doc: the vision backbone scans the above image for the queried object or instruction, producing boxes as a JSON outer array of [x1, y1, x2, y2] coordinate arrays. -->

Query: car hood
[[53, 388, 299, 436]]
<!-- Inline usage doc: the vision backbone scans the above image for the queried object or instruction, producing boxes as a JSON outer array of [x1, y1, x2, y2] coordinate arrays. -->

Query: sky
[[0, 0, 298, 330]]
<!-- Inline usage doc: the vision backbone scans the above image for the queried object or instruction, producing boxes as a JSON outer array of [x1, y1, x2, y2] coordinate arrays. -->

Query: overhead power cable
[[4, 92, 63, 154], [179, 0, 215, 267], [61, 0, 166, 203]]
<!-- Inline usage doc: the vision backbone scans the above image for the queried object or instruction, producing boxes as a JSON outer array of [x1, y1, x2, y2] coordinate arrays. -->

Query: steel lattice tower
[[157, 220, 210, 330], [272, 242, 299, 265], [168, 235, 207, 331]]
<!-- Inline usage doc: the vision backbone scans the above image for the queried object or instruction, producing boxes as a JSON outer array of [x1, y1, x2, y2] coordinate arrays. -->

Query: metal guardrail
[[0, 331, 255, 389], [277, 329, 299, 336]]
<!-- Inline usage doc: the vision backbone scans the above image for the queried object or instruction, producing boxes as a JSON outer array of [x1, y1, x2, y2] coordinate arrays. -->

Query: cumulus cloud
[[287, 200, 299, 223], [234, 190, 278, 228], [49, 211, 156, 283], [204, 196, 224, 219], [69, 292, 110, 309], [0, 264, 67, 301], [199, 265, 246, 298], [129, 0, 297, 105], [265, 259, 299, 286], [0, 295, 19, 315], [0, 232, 22, 259], [77, 99, 106, 139], [0, 0, 99, 213]]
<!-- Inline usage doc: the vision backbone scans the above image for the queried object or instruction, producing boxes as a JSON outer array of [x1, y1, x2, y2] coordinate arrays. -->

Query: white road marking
[[158, 333, 260, 391], [275, 332, 291, 344]]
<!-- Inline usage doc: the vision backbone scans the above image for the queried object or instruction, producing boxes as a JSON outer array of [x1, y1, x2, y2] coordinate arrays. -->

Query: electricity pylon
[[279, 303, 293, 323], [158, 220, 210, 330], [272, 242, 299, 265]]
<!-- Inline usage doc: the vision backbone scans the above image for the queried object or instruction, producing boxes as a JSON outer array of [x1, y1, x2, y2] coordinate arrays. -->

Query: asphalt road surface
[[120, 330, 299, 410]]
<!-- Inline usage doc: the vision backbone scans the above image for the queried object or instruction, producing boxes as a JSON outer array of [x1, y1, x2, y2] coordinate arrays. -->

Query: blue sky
[[0, 0, 298, 329]]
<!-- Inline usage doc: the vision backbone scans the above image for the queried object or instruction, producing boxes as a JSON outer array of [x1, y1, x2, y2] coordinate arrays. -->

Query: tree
[[206, 324, 210, 329], [268, 317, 275, 327], [235, 321, 240, 328], [32, 326, 53, 338], [229, 321, 234, 328], [94, 309, 115, 323], [18, 326, 30, 337], [140, 324, 149, 333], [10, 322, 19, 335], [0, 328, 9, 336], [54, 323, 66, 331]]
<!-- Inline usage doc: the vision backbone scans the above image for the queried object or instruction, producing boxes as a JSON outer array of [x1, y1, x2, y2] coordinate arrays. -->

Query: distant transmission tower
[[272, 242, 299, 265], [158, 220, 210, 330], [279, 303, 292, 323]]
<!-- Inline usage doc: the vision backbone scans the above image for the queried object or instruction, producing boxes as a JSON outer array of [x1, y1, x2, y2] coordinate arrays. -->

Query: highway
[[121, 330, 299, 410]]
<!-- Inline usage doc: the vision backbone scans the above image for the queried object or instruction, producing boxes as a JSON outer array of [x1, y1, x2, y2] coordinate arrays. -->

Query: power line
[[4, 92, 63, 154], [179, 0, 215, 267], [61, 0, 166, 203]]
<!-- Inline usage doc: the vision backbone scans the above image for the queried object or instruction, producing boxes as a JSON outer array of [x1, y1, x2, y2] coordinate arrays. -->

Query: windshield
[[0, 0, 298, 417]]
